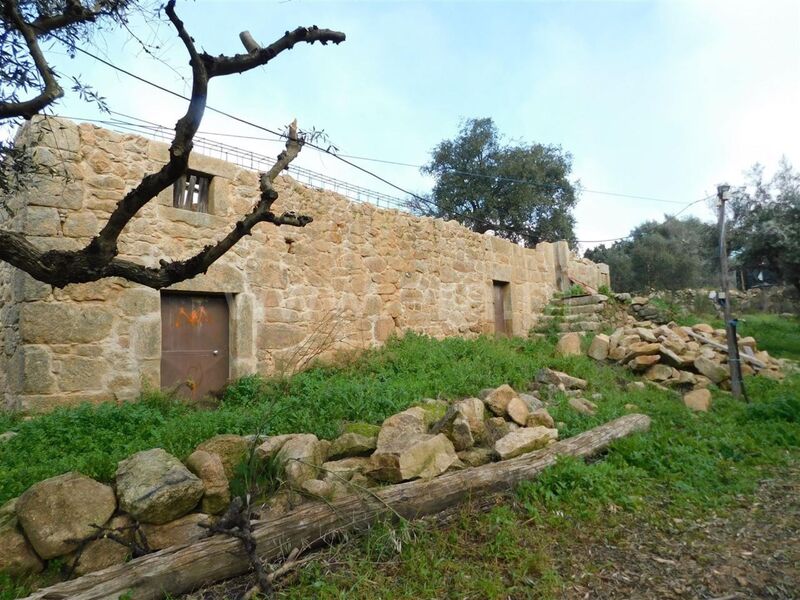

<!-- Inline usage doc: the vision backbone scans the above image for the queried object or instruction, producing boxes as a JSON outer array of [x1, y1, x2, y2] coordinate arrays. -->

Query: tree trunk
[[20, 414, 650, 600]]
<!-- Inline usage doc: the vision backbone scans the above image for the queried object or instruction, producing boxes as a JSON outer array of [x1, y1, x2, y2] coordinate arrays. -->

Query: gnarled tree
[[0, 0, 345, 288]]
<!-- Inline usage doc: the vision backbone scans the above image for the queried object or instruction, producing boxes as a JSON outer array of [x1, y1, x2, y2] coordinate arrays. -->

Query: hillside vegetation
[[1, 315, 798, 599]]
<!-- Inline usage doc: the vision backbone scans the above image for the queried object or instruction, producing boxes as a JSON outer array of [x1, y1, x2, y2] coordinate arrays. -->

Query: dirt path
[[560, 466, 800, 600]]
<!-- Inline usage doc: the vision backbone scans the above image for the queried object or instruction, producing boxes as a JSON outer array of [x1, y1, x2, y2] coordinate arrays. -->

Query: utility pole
[[717, 184, 744, 399]]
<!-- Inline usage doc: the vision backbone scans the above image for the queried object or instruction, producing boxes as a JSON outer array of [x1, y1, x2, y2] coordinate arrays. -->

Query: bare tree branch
[[205, 25, 345, 78], [0, 0, 344, 289], [0, 0, 64, 118]]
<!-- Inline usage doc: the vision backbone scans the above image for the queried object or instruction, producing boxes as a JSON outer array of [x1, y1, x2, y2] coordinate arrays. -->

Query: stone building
[[0, 117, 609, 413]]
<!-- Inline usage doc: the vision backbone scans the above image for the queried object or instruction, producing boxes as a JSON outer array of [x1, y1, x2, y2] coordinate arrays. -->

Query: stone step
[[538, 313, 601, 324], [558, 294, 609, 307], [564, 304, 605, 315], [558, 321, 604, 332]]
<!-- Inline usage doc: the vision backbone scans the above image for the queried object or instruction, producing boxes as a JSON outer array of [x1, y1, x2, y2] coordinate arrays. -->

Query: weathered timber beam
[[686, 330, 767, 369], [20, 414, 651, 600]]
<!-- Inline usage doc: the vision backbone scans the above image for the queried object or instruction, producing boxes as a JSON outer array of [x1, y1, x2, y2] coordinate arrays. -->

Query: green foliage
[[0, 333, 553, 503], [585, 216, 717, 292], [598, 284, 613, 296], [736, 313, 800, 360], [729, 160, 800, 294], [410, 117, 578, 247]]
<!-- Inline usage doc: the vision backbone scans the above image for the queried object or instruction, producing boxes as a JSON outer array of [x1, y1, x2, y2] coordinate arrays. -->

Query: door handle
[[212, 350, 219, 356]]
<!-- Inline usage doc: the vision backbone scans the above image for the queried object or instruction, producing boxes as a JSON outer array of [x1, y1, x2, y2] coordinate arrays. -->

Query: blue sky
[[42, 0, 800, 248]]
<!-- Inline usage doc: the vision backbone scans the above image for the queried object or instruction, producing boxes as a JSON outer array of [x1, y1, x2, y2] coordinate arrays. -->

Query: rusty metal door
[[493, 282, 509, 337], [161, 293, 229, 401]]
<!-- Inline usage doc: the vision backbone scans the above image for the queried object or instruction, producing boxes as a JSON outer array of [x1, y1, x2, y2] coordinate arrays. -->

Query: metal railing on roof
[[78, 117, 413, 213]]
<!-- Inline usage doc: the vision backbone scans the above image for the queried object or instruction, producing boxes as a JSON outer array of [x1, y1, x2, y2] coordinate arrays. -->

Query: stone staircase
[[535, 293, 610, 335]]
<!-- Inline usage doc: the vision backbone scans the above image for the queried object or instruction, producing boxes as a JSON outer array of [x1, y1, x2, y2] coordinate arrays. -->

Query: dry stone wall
[[0, 117, 609, 412]]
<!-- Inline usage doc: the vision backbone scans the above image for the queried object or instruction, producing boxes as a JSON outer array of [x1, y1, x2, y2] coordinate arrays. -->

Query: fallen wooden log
[[21, 413, 651, 600]]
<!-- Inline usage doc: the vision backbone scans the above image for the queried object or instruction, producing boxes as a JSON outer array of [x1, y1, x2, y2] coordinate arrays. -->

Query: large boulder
[[0, 499, 43, 576], [195, 434, 250, 479], [482, 384, 519, 417], [587, 334, 610, 361], [116, 448, 204, 525], [367, 433, 458, 483], [556, 332, 582, 356], [16, 472, 116, 559], [277, 434, 324, 488], [70, 515, 132, 576], [140, 513, 211, 551], [494, 427, 558, 460], [185, 450, 230, 515], [328, 432, 377, 460]]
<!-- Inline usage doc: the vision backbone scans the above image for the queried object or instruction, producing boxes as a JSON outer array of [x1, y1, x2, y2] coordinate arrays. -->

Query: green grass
[[736, 313, 800, 360], [275, 369, 800, 599], [0, 333, 560, 504], [1, 324, 798, 599]]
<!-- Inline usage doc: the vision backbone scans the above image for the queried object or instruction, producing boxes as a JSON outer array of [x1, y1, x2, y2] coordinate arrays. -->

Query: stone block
[[57, 356, 107, 392], [62, 212, 98, 238], [19, 303, 114, 344], [23, 206, 60, 236], [20, 345, 56, 394], [118, 288, 160, 316]]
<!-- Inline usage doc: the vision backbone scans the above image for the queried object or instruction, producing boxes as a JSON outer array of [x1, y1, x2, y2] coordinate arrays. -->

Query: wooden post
[[717, 185, 745, 400]]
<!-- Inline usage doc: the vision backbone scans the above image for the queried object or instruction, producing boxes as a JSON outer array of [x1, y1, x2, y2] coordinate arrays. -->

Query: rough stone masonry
[[0, 117, 609, 413]]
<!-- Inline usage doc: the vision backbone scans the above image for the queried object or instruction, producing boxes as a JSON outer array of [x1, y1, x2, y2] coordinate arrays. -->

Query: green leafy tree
[[729, 159, 800, 294], [585, 216, 717, 292], [410, 117, 578, 247]]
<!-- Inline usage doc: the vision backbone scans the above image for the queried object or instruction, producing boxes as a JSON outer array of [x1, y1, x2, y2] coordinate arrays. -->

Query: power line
[[49, 37, 712, 245], [56, 36, 699, 208]]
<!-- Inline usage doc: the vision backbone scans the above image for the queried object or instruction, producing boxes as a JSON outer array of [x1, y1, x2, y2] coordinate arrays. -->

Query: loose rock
[[505, 395, 530, 426], [587, 334, 610, 361], [328, 432, 377, 459], [140, 513, 210, 551], [277, 434, 324, 488], [683, 388, 712, 412], [195, 434, 250, 480], [556, 332, 582, 356], [116, 448, 203, 525], [482, 384, 519, 417], [494, 427, 558, 460], [16, 472, 116, 559], [185, 450, 230, 515], [568, 397, 598, 416], [526, 408, 555, 429], [367, 433, 458, 483]]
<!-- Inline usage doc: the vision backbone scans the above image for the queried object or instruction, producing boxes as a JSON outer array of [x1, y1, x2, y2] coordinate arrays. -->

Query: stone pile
[[0, 384, 560, 581], [583, 320, 785, 391]]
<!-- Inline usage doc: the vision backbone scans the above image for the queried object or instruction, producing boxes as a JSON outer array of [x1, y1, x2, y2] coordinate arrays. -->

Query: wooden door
[[161, 293, 230, 401], [493, 281, 510, 337]]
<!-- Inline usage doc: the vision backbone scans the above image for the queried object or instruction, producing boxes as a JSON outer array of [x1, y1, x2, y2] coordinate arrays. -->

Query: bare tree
[[0, 0, 345, 288]]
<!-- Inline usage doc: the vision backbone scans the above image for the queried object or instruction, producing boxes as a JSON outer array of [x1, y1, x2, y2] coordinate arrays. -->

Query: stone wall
[[0, 117, 609, 413]]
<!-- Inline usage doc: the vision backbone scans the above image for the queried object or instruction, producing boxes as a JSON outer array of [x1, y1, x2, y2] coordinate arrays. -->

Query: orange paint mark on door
[[174, 306, 211, 328]]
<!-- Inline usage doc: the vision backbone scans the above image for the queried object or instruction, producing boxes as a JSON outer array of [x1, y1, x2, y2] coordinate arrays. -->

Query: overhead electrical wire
[[49, 36, 712, 245]]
